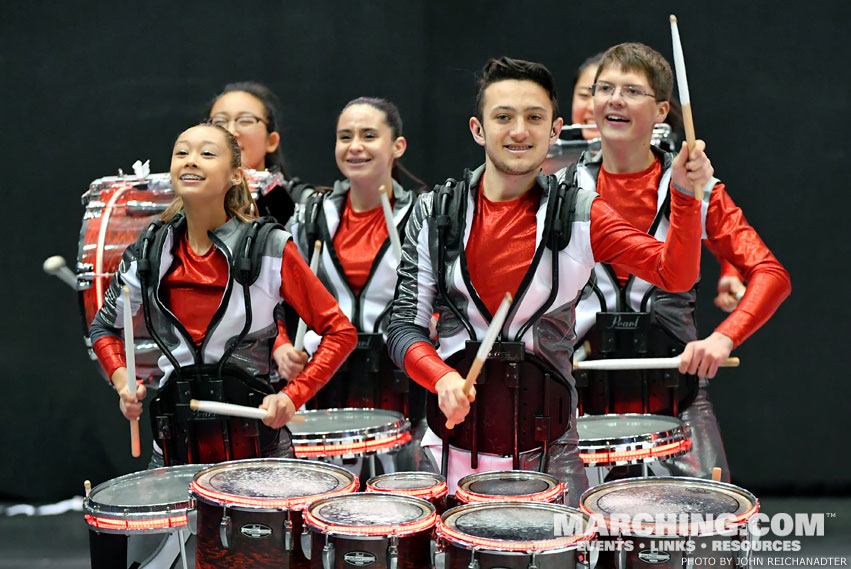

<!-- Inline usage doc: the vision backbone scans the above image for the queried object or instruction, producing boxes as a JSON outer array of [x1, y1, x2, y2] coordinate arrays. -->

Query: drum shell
[[593, 534, 753, 569], [576, 413, 691, 468], [435, 544, 584, 569], [306, 530, 432, 569], [193, 498, 309, 569], [288, 408, 411, 459]]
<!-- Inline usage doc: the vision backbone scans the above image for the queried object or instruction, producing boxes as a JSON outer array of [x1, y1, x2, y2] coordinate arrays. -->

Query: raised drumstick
[[42, 256, 78, 289], [378, 185, 402, 259], [293, 240, 323, 352], [574, 356, 739, 371], [446, 292, 513, 429], [712, 467, 722, 482], [670, 15, 703, 201], [122, 286, 141, 458], [190, 399, 306, 423]]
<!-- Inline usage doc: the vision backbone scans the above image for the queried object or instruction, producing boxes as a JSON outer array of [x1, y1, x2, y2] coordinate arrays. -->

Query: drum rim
[[189, 458, 358, 510], [578, 475, 759, 537], [438, 501, 595, 553], [576, 413, 691, 466], [288, 408, 410, 439], [304, 493, 437, 537], [456, 470, 564, 503]]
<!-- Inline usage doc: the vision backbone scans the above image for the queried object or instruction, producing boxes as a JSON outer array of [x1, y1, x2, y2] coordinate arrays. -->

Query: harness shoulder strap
[[232, 216, 286, 286]]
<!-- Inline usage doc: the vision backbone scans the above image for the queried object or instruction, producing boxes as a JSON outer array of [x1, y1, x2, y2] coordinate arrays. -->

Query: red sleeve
[[278, 240, 357, 408], [704, 185, 791, 346], [403, 341, 456, 393], [272, 320, 292, 352], [590, 186, 702, 292], [715, 257, 743, 280], [93, 336, 126, 383]]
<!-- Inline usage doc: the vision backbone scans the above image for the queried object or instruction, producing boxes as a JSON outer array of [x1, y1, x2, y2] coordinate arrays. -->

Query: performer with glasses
[[561, 43, 790, 481], [387, 56, 709, 502]]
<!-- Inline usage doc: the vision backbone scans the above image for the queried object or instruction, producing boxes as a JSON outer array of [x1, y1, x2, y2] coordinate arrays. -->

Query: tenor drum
[[455, 470, 565, 505], [366, 471, 448, 513], [83, 464, 203, 568], [76, 170, 285, 384], [288, 409, 411, 459], [577, 414, 691, 467], [580, 477, 759, 569], [434, 502, 596, 569], [302, 493, 437, 569], [190, 458, 358, 569]]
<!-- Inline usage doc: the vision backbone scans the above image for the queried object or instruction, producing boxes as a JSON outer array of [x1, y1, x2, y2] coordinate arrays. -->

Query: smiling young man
[[387, 57, 711, 502], [563, 43, 791, 481]]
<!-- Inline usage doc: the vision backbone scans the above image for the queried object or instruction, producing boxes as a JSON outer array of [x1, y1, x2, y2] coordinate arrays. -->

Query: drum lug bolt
[[283, 518, 293, 551], [219, 514, 232, 549], [321, 541, 335, 569], [300, 528, 312, 560], [467, 546, 480, 569], [387, 535, 399, 569], [528, 550, 539, 569]]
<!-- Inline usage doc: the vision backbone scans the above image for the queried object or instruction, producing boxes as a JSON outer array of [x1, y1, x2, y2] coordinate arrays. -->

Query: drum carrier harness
[[299, 189, 426, 423], [135, 214, 284, 466], [427, 168, 579, 473]]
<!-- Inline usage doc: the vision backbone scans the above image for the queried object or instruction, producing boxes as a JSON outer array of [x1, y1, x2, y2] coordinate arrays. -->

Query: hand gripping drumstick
[[574, 356, 739, 371], [446, 292, 513, 429], [378, 185, 402, 259], [670, 15, 704, 201], [122, 286, 142, 458], [42, 255, 78, 289], [293, 240, 323, 352], [189, 399, 306, 423]]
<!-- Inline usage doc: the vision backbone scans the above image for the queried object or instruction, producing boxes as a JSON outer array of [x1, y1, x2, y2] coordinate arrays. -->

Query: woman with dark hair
[[277, 97, 429, 471]]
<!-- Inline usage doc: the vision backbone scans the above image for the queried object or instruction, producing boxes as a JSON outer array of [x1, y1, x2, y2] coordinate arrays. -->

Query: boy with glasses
[[562, 42, 791, 481], [387, 56, 711, 502]]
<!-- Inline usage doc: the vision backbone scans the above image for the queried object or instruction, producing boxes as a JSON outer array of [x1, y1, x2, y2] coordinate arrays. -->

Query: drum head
[[306, 494, 436, 537], [367, 472, 445, 492], [85, 464, 203, 514], [440, 503, 592, 552], [288, 408, 408, 437], [580, 477, 758, 536], [456, 470, 562, 503], [191, 458, 356, 509], [577, 414, 682, 442]]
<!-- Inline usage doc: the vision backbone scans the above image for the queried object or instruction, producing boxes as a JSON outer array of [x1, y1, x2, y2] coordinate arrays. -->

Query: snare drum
[[580, 477, 759, 569], [77, 170, 285, 384], [302, 493, 437, 569], [455, 470, 565, 505], [577, 414, 691, 467], [83, 464, 203, 569], [288, 409, 411, 459], [435, 502, 596, 569], [190, 458, 358, 569], [366, 472, 448, 513]]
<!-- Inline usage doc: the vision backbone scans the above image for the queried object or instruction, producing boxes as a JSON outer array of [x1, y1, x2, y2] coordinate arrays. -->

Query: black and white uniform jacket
[[288, 179, 417, 340], [556, 148, 717, 346], [90, 214, 292, 386]]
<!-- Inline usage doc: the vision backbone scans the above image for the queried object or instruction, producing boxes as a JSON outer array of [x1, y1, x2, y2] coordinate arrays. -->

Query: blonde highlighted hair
[[161, 123, 258, 223]]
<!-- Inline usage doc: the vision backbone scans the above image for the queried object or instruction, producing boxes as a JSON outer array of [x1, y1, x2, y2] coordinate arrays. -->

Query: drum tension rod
[[467, 546, 480, 569], [322, 533, 335, 569], [282, 510, 293, 551], [387, 535, 399, 569]]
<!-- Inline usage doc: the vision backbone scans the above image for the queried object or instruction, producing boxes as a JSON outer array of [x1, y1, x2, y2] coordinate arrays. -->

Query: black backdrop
[[1, 0, 848, 501]]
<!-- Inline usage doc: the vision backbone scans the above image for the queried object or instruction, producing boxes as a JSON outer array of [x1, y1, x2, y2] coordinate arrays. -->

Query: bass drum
[[76, 169, 287, 384]]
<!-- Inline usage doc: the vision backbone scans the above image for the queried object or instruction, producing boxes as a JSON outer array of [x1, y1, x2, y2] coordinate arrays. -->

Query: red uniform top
[[404, 180, 704, 392], [93, 238, 356, 409], [333, 195, 391, 295], [596, 157, 790, 347]]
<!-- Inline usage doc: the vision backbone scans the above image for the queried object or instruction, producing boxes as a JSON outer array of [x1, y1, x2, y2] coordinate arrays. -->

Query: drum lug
[[321, 540, 335, 569], [528, 551, 538, 568], [467, 546, 480, 569], [283, 517, 293, 551], [579, 543, 599, 569], [387, 535, 398, 569], [615, 537, 627, 569], [219, 515, 232, 549], [300, 528, 312, 560], [432, 547, 446, 569]]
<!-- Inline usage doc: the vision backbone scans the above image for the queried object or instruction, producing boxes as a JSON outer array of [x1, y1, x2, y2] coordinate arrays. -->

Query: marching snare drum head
[[580, 477, 758, 535], [577, 414, 682, 442], [440, 502, 592, 551], [456, 470, 562, 502], [191, 458, 356, 509], [288, 408, 408, 438], [367, 472, 446, 494], [306, 493, 436, 536], [85, 464, 203, 514]]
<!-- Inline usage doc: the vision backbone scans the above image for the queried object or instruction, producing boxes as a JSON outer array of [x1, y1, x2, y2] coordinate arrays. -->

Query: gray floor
[[1, 496, 848, 568]]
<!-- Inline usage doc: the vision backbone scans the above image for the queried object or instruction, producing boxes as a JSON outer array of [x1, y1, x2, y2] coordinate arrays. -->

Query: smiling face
[[209, 90, 280, 171], [471, 79, 562, 177], [593, 65, 669, 147], [335, 103, 406, 186], [169, 125, 242, 207], [572, 64, 599, 140]]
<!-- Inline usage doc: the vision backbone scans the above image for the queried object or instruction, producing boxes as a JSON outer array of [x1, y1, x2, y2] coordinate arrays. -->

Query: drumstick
[[189, 399, 306, 423], [293, 240, 323, 352], [712, 467, 722, 482], [83, 480, 91, 498], [378, 185, 402, 259], [446, 292, 513, 429], [670, 15, 703, 201], [42, 255, 78, 289], [574, 356, 739, 371], [122, 286, 142, 458]]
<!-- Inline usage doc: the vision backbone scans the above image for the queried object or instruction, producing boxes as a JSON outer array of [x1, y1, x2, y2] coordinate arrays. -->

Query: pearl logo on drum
[[240, 523, 273, 539], [638, 549, 672, 564], [342, 551, 377, 566]]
